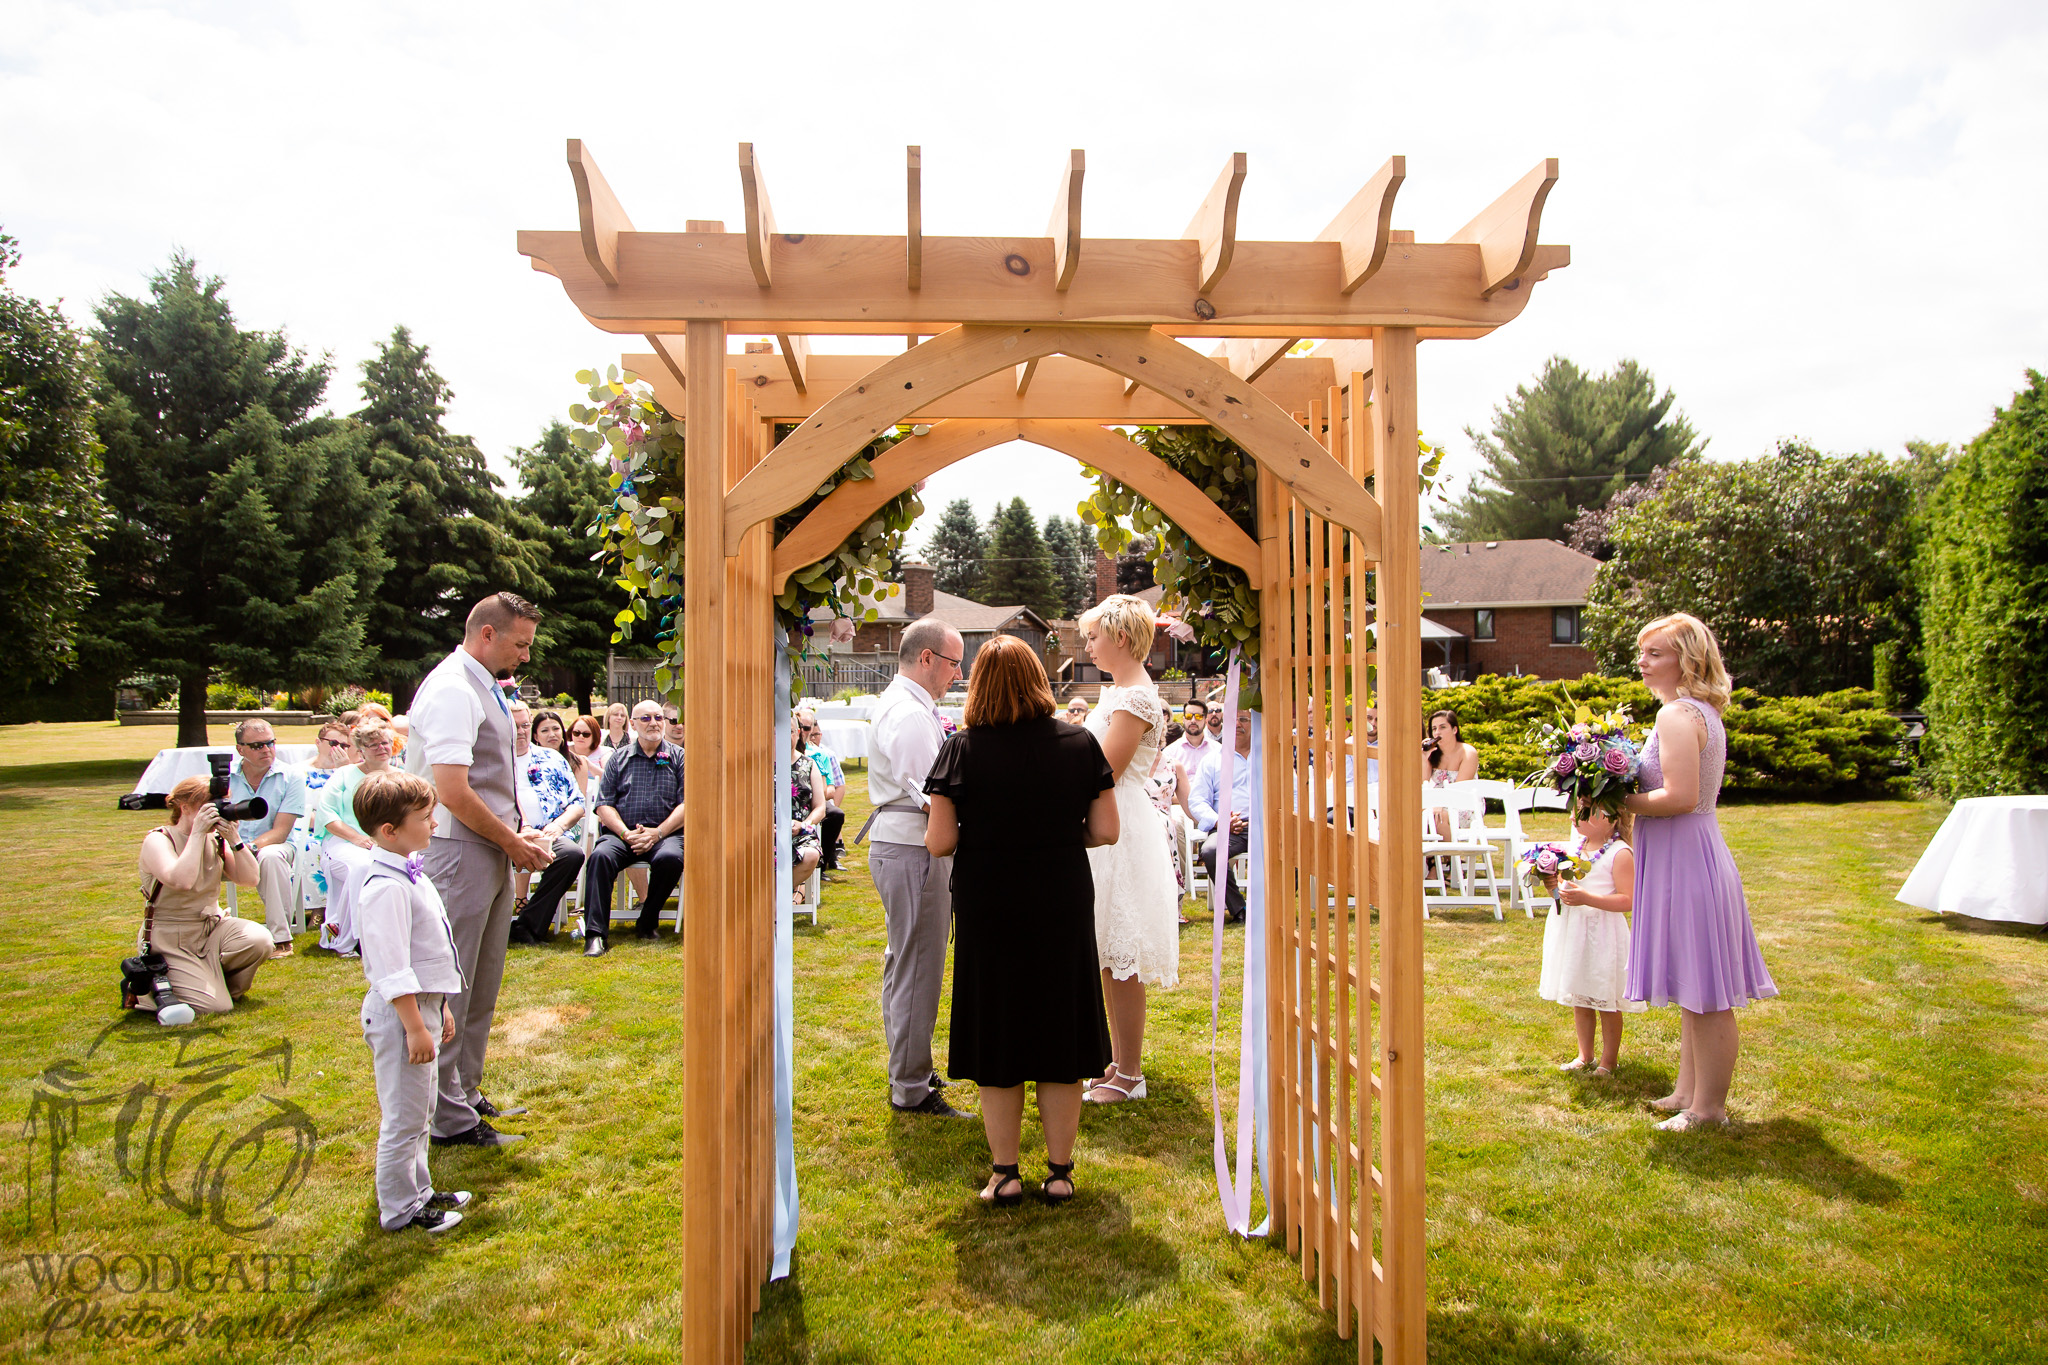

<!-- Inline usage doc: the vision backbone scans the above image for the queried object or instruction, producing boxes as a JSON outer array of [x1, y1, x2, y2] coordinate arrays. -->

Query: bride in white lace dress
[[1079, 594, 1181, 1103]]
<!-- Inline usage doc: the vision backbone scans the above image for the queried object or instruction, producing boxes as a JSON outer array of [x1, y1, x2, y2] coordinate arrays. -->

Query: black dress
[[924, 717, 1117, 1088]]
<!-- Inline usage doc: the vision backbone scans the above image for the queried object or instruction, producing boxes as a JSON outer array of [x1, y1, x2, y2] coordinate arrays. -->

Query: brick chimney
[[1094, 545, 1117, 605], [903, 561, 935, 618]]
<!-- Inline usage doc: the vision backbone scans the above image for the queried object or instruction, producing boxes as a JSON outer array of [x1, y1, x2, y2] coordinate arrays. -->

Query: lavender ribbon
[[1208, 650, 1265, 1236]]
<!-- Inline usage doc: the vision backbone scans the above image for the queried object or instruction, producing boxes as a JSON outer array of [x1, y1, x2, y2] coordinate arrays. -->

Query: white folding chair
[[1421, 783, 1503, 919], [1468, 780, 1528, 914], [793, 866, 822, 926]]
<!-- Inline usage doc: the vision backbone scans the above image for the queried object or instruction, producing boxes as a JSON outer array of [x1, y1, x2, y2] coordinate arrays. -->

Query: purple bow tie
[[404, 854, 425, 883]]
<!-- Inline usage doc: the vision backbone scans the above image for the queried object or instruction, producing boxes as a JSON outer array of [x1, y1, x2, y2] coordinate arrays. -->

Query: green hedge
[[1419, 675, 1909, 799]]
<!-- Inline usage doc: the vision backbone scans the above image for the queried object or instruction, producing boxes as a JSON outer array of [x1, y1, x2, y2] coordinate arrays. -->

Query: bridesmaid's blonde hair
[[1637, 612, 1731, 711], [1079, 593, 1156, 665]]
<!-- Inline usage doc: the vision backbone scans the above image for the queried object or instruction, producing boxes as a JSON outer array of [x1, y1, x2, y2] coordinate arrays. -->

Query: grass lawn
[[0, 720, 2043, 1363]]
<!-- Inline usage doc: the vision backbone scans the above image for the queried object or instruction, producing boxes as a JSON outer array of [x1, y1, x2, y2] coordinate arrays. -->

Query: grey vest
[[409, 650, 520, 846]]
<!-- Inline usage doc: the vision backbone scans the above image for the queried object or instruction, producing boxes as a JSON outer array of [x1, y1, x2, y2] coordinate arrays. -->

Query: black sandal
[[1041, 1160, 1075, 1205], [981, 1162, 1023, 1207]]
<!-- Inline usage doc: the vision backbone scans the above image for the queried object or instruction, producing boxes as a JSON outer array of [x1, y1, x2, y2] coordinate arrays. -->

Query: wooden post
[[1370, 327, 1424, 1365], [682, 320, 730, 1365]]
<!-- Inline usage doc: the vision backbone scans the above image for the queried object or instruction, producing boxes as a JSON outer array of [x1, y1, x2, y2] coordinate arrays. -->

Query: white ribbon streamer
[[771, 651, 800, 1278], [1208, 652, 1270, 1236]]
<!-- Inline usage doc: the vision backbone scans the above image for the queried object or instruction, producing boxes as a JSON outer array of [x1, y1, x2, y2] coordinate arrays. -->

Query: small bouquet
[[1517, 841, 1592, 891], [1524, 698, 1641, 819]]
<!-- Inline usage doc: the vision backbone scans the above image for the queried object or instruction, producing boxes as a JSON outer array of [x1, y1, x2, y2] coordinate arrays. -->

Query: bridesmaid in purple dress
[[1624, 612, 1777, 1131]]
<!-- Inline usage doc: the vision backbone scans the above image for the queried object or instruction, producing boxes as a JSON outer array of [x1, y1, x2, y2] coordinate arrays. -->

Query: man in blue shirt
[[584, 699, 687, 955], [226, 719, 308, 955], [1190, 708, 1256, 923]]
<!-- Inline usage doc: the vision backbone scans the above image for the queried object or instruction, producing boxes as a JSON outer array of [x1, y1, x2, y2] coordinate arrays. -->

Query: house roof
[[812, 582, 1050, 635], [1418, 539, 1599, 608]]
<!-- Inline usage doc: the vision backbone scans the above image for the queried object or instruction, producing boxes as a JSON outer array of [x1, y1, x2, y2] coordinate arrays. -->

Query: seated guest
[[582, 699, 687, 956], [226, 718, 307, 958], [602, 701, 630, 751], [790, 717, 827, 902], [566, 714, 607, 795], [663, 703, 686, 749], [1206, 699, 1225, 742], [314, 717, 399, 956], [1427, 707, 1481, 841], [1064, 696, 1092, 725], [291, 719, 358, 920], [796, 713, 846, 872], [1190, 706, 1257, 923], [1158, 700, 1213, 816], [509, 705, 589, 944], [135, 776, 271, 1020]]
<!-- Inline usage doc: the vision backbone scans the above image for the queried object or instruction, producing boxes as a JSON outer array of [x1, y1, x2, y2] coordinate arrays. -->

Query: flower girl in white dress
[[1538, 806, 1643, 1075], [1078, 594, 1181, 1103]]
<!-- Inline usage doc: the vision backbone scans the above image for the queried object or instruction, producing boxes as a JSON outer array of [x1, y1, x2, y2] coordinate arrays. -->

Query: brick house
[[1418, 539, 1601, 680], [832, 562, 1052, 676]]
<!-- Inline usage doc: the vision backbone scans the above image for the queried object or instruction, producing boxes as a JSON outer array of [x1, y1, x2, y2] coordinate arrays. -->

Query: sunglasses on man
[[240, 739, 277, 750]]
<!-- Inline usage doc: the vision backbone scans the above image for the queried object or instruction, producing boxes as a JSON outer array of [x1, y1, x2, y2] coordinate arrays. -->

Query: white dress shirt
[[867, 673, 945, 847], [357, 848, 466, 1002]]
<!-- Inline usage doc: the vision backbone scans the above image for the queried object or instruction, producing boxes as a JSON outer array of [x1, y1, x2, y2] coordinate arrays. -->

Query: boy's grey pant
[[362, 989, 443, 1230], [868, 842, 951, 1107], [422, 837, 514, 1137]]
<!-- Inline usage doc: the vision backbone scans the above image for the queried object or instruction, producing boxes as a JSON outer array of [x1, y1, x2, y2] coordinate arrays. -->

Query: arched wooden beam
[[725, 324, 1073, 552], [1013, 421, 1264, 580], [769, 419, 1020, 591], [769, 418, 1266, 594], [1053, 329, 1383, 561], [725, 324, 1380, 558]]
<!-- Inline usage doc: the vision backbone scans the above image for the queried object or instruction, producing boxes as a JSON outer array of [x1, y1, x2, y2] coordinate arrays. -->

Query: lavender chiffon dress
[[1626, 697, 1777, 1013]]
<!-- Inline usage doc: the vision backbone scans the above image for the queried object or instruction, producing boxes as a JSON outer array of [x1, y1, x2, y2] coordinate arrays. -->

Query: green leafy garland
[[568, 366, 921, 701]]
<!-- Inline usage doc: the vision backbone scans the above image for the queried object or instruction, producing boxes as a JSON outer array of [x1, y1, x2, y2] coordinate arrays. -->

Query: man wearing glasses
[[225, 718, 309, 957], [583, 698, 688, 956], [860, 619, 968, 1118]]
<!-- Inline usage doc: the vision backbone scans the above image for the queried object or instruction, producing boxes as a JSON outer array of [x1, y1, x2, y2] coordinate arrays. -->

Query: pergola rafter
[[518, 139, 1568, 1365]]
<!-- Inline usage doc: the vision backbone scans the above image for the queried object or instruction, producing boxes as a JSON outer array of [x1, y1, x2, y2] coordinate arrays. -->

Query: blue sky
[[5, 0, 2043, 547]]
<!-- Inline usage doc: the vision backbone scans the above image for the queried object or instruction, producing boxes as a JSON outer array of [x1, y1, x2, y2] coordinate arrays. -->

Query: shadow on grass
[[1646, 1116, 1903, 1204], [1419, 1305, 1617, 1364], [748, 1251, 885, 1365], [0, 758, 147, 789], [1071, 1072, 1219, 1166], [936, 1189, 1179, 1320], [1558, 1058, 1676, 1110], [1915, 911, 2048, 940], [885, 1105, 995, 1184]]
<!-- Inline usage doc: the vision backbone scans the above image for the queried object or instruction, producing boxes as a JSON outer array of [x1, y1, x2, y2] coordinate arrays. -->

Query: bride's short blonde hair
[[1079, 593, 1156, 665], [1637, 612, 1732, 711]]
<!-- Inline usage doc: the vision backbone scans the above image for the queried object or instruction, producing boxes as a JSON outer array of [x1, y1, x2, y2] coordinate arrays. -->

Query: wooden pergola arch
[[519, 140, 1568, 1365]]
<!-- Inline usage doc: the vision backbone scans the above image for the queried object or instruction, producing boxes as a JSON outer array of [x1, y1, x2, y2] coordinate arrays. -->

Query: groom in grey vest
[[405, 592, 556, 1147]]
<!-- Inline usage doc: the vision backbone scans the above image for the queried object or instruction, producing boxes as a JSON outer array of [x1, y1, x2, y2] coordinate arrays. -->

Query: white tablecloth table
[[818, 720, 870, 763], [1896, 794, 2048, 925], [131, 746, 320, 795], [812, 700, 877, 722]]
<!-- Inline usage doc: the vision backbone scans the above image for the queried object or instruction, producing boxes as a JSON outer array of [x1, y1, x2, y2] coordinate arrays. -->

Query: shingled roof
[[1419, 539, 1600, 608], [812, 584, 1050, 634]]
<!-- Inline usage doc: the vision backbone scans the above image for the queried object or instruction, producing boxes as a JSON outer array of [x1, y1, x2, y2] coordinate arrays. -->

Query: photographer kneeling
[[134, 776, 274, 1021]]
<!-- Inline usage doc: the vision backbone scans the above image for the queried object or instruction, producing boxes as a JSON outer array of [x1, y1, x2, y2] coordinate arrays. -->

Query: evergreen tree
[[1445, 356, 1704, 543], [355, 326, 547, 704], [86, 254, 391, 745], [980, 497, 1061, 620], [515, 419, 613, 712], [0, 229, 111, 690], [922, 497, 988, 597], [1041, 513, 1092, 618]]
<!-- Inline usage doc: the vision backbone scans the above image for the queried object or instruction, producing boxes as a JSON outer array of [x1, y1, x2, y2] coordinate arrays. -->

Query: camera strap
[[138, 827, 172, 954]]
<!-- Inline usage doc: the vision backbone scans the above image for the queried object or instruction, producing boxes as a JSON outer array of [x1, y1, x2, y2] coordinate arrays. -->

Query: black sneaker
[[430, 1120, 524, 1148], [425, 1190, 473, 1211], [474, 1092, 527, 1118], [400, 1206, 463, 1234], [891, 1089, 969, 1118], [927, 1070, 948, 1091]]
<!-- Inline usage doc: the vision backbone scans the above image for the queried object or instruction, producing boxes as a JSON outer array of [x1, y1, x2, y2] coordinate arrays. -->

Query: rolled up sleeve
[[411, 679, 483, 769]]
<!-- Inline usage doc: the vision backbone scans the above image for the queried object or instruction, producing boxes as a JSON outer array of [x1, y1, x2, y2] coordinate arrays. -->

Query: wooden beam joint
[[738, 142, 777, 288], [1047, 149, 1084, 291]]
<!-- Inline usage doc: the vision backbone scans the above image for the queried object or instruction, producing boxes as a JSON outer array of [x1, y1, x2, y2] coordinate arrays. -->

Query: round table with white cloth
[[817, 720, 870, 762], [1896, 794, 2048, 925], [131, 745, 319, 795], [811, 700, 877, 722]]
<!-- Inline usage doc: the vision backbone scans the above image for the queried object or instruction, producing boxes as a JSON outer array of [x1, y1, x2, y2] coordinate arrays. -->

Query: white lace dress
[[1537, 836, 1646, 1014], [1085, 684, 1181, 987]]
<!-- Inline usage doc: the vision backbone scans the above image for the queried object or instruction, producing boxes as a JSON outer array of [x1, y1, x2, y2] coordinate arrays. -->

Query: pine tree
[[86, 254, 392, 745], [922, 497, 988, 597], [0, 229, 111, 691], [515, 420, 614, 712], [355, 326, 547, 704], [1041, 513, 1092, 618], [980, 497, 1061, 620], [1444, 356, 1704, 543]]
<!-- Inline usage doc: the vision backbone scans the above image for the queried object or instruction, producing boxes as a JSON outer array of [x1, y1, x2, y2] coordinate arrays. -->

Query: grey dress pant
[[421, 837, 514, 1137], [362, 990, 443, 1229], [869, 841, 952, 1107]]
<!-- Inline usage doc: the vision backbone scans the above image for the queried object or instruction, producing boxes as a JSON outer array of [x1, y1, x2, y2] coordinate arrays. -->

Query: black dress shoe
[[634, 925, 658, 940], [891, 1089, 969, 1118], [584, 935, 607, 958], [928, 1070, 948, 1091], [430, 1120, 524, 1148], [474, 1092, 526, 1118]]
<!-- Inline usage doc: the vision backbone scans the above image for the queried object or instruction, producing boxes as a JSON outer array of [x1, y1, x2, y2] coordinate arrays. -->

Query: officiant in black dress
[[924, 634, 1120, 1207]]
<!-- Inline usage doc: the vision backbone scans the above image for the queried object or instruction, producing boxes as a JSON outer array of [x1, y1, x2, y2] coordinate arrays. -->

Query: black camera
[[207, 752, 269, 824]]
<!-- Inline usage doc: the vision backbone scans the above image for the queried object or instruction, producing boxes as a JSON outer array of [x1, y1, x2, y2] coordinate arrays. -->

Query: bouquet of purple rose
[[1517, 841, 1592, 891], [1523, 700, 1641, 819]]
